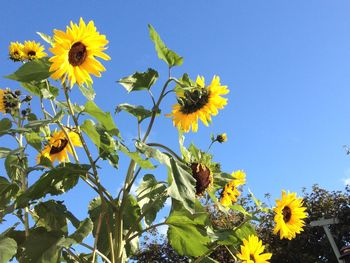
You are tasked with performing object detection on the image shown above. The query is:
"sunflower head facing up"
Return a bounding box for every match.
[236,235,272,263]
[37,130,82,164]
[167,75,229,133]
[0,88,20,114]
[23,41,47,61]
[49,18,111,88]
[220,170,246,207]
[9,42,24,62]
[273,191,307,240]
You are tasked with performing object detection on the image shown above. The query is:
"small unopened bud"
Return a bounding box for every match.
[14,90,21,96]
[21,110,27,116]
[216,133,227,143]
[25,95,32,101]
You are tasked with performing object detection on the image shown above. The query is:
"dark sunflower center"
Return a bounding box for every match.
[190,163,211,195]
[282,206,292,223]
[50,139,68,154]
[28,51,36,57]
[179,89,209,114]
[68,42,87,66]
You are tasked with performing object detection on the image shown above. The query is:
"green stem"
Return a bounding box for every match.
[147,142,183,162]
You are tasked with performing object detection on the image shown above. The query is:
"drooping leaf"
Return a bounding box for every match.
[136,174,167,226]
[33,200,68,233]
[25,132,43,152]
[24,110,64,129]
[116,103,159,123]
[5,152,26,183]
[123,195,142,232]
[5,58,51,82]
[136,142,195,213]
[148,25,183,67]
[0,118,12,131]
[0,237,17,263]
[119,143,155,170]
[166,200,210,257]
[81,120,119,168]
[84,101,119,137]
[0,148,11,159]
[16,163,90,208]
[88,197,115,258]
[78,83,95,101]
[0,177,19,208]
[21,82,59,99]
[118,68,158,92]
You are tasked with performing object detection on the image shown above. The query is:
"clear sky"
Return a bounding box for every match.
[1,0,350,231]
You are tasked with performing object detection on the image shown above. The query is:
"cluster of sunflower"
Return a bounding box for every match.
[9,41,47,62]
[167,66,307,262]
[1,18,308,263]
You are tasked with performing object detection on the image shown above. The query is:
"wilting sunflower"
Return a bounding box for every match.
[0,89,20,114]
[23,41,47,60]
[9,42,24,62]
[49,18,111,87]
[220,170,246,207]
[167,75,229,133]
[38,130,82,163]
[191,163,213,195]
[236,235,272,263]
[273,191,307,240]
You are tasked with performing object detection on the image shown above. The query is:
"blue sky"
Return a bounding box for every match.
[1,0,350,234]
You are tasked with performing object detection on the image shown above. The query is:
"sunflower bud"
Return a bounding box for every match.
[216,133,227,143]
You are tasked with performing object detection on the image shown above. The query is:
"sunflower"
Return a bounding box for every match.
[49,18,111,87]
[220,170,246,207]
[23,41,47,60]
[0,89,20,114]
[273,191,307,240]
[0,89,8,113]
[37,130,82,163]
[236,235,272,263]
[9,42,24,62]
[167,75,229,133]
[191,163,213,195]
[216,133,227,143]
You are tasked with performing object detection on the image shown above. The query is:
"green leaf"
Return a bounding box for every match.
[24,110,64,129]
[136,142,196,213]
[119,143,155,170]
[25,132,43,152]
[123,195,142,232]
[88,197,115,258]
[21,82,59,99]
[5,152,26,183]
[33,200,68,233]
[78,83,95,101]
[16,163,90,208]
[5,58,51,82]
[37,32,53,45]
[116,103,159,123]
[234,222,256,242]
[148,24,183,67]
[64,218,93,245]
[0,148,11,159]
[136,174,167,226]
[0,118,12,131]
[118,68,158,92]
[81,120,119,168]
[0,237,17,263]
[0,176,19,208]
[84,101,119,137]
[166,200,210,257]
